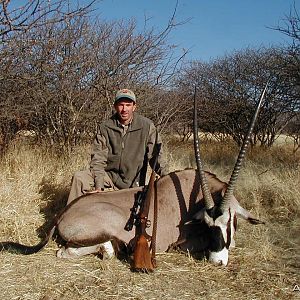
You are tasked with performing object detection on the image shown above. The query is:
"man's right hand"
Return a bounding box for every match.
[87,189,104,194]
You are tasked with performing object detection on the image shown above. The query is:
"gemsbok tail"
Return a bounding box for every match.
[0,225,56,255]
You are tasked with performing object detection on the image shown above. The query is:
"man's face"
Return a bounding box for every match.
[114,99,136,125]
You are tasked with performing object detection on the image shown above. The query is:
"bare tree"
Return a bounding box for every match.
[271,4,300,150]
[0,0,95,41]
[137,87,191,138]
[0,11,186,153]
[177,47,299,147]
[0,0,96,154]
[273,3,300,48]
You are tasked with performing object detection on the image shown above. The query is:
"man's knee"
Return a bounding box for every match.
[68,169,95,204]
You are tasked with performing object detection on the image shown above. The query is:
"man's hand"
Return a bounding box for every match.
[87,189,104,194]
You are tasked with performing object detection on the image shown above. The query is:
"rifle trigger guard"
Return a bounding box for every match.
[146,219,151,228]
[139,216,151,228]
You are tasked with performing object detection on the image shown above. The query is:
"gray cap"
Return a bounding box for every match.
[115,89,136,103]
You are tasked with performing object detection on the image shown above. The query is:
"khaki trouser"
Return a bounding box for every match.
[67,169,118,204]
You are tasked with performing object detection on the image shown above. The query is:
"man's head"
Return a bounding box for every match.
[114,89,136,125]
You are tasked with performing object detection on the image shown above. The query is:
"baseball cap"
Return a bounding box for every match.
[115,89,136,103]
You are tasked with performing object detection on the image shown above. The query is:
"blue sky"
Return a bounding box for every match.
[94,0,297,61]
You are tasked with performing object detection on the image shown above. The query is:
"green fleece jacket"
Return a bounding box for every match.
[90,113,169,190]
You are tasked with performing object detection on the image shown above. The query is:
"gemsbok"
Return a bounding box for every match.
[0,83,268,266]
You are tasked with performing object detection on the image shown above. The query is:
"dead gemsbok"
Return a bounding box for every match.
[0,83,268,267]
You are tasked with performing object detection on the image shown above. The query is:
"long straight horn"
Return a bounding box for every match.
[220,80,270,211]
[193,87,214,210]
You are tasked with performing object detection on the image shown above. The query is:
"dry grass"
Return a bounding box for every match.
[0,139,299,300]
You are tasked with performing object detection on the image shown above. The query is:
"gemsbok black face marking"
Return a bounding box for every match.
[225,208,232,249]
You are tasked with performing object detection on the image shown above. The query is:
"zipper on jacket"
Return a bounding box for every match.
[117,131,127,182]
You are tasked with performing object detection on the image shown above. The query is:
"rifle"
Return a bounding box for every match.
[130,144,161,272]
[132,168,157,272]
[124,187,148,232]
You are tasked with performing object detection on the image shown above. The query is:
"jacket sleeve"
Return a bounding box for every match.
[148,123,169,176]
[90,132,108,190]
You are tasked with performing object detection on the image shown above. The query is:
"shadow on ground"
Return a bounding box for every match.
[36,176,69,238]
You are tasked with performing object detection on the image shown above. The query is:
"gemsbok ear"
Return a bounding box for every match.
[247,217,265,225]
[184,210,205,226]
[185,209,215,227]
[236,205,265,225]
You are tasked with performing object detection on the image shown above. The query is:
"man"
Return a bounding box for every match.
[67,88,169,204]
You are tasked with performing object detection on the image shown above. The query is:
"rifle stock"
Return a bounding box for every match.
[132,154,158,272]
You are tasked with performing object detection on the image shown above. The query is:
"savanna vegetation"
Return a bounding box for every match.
[0,1,299,299]
[0,138,299,299]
